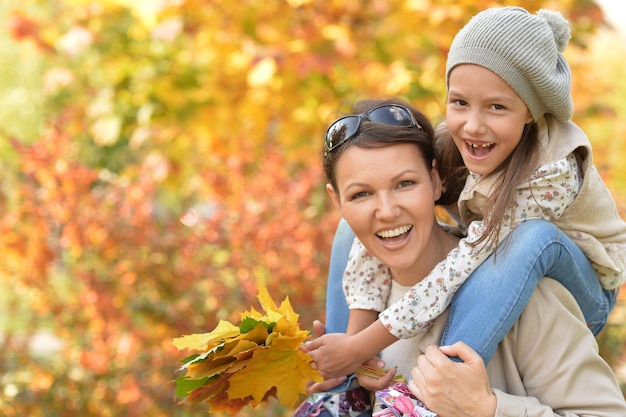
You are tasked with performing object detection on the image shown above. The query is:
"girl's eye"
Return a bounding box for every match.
[491,104,505,110]
[452,99,467,106]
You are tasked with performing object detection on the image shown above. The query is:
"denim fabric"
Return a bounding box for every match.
[325,218,354,334]
[325,218,613,366]
[442,219,612,364]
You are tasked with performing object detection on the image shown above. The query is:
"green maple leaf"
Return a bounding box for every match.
[174,375,209,398]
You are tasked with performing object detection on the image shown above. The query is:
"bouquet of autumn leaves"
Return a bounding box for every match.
[172,286,323,414]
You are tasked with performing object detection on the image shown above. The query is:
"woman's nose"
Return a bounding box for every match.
[375,195,401,220]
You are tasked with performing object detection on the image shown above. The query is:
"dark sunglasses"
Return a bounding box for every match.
[324,104,422,153]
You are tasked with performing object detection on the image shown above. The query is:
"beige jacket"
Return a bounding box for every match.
[459,115,626,289]
[381,278,626,416]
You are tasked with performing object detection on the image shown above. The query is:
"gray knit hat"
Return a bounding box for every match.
[446,7,573,122]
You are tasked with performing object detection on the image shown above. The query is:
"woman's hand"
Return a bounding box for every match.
[306,376,347,395]
[408,342,496,417]
[355,357,397,392]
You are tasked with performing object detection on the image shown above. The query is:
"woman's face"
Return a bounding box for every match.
[326,143,443,279]
[446,64,533,176]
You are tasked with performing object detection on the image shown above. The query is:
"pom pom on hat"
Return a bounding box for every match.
[446,7,573,122]
[538,9,570,52]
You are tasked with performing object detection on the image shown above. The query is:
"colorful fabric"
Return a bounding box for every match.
[292,377,371,417]
[374,383,437,417]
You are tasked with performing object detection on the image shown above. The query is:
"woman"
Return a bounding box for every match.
[309,7,625,376]
[304,97,626,416]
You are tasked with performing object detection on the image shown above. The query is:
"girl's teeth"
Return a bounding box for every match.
[468,142,493,148]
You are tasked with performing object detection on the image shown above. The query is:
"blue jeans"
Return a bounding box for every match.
[325,219,617,363]
[325,218,354,334]
[442,220,616,363]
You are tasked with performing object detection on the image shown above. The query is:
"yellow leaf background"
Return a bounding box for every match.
[1,1,625,416]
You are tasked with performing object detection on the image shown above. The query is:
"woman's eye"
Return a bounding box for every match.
[398,180,415,189]
[350,191,369,201]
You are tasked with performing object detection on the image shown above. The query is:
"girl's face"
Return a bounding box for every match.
[446,64,533,176]
[326,143,444,281]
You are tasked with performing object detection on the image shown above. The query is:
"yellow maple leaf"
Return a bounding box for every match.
[173,285,323,412]
[242,285,301,327]
[227,334,322,407]
[172,320,240,351]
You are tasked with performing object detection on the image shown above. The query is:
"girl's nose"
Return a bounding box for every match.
[463,111,486,136]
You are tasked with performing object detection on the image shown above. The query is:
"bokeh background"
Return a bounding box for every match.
[1,0,625,416]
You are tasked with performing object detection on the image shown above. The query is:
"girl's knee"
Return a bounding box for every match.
[514,219,560,240]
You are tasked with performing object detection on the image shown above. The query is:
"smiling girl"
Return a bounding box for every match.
[307,7,626,378]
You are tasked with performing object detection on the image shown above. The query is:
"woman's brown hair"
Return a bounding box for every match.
[323,98,437,200]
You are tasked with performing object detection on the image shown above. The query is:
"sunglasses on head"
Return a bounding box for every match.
[324,104,423,153]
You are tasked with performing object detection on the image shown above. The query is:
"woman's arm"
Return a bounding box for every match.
[409,343,496,417]
[410,279,626,417]
[495,278,626,417]
[324,218,354,334]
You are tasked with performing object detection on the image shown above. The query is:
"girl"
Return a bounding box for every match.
[306,6,626,377]
[300,97,626,417]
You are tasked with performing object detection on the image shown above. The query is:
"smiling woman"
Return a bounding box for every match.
[328,143,452,291]
[302,96,626,417]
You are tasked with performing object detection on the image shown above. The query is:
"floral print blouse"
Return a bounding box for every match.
[342,153,614,339]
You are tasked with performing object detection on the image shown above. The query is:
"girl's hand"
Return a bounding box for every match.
[408,342,496,417]
[305,320,396,379]
[304,332,363,378]
[355,357,397,392]
[305,320,348,394]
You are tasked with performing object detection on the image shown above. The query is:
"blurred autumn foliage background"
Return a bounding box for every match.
[0,0,625,415]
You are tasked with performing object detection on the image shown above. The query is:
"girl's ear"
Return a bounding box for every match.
[526,111,534,124]
[326,183,342,210]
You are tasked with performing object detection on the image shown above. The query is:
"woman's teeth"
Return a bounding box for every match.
[377,225,412,238]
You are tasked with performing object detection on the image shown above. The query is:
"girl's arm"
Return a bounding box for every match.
[305,319,397,378]
[346,308,378,335]
[343,238,392,312]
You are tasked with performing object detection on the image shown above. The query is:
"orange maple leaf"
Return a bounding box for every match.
[227,334,320,407]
